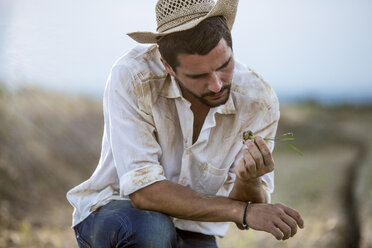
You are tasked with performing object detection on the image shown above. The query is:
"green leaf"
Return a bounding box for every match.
[264,137,296,141]
[277,138,295,141]
[287,144,303,156]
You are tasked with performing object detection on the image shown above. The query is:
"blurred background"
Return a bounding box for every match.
[0,0,371,247]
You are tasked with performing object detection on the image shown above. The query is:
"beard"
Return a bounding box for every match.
[175,78,231,108]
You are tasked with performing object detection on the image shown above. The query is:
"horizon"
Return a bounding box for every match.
[0,0,371,104]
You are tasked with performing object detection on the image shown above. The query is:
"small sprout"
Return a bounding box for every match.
[242,130,253,143]
[242,130,302,156]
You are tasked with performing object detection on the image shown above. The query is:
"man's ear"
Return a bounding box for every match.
[160,57,176,77]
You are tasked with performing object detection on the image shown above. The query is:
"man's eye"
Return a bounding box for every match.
[191,74,207,79]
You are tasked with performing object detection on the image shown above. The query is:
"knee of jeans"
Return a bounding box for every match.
[125,210,177,247]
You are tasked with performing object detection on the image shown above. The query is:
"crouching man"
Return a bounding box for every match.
[67,0,304,247]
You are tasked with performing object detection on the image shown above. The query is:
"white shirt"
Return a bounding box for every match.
[66,44,280,237]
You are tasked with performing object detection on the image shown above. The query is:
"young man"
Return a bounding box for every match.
[67,0,304,247]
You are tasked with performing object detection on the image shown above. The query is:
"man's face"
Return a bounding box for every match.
[162,38,235,108]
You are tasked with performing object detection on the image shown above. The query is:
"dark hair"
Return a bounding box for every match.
[157,16,233,71]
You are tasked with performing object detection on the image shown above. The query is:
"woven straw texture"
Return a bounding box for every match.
[156,0,215,32]
[127,0,239,43]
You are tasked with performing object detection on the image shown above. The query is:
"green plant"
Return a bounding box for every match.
[243,131,303,156]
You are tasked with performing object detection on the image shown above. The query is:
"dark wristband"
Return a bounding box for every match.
[242,201,252,230]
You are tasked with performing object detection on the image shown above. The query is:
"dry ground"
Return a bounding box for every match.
[0,87,371,247]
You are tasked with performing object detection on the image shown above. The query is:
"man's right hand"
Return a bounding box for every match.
[245,202,304,240]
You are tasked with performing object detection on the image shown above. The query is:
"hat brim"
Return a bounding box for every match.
[127,0,239,44]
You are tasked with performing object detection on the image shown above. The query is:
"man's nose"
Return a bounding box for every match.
[207,72,223,93]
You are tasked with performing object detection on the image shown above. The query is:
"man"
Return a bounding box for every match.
[67,0,304,247]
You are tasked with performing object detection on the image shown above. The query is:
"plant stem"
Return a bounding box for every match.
[244,134,303,156]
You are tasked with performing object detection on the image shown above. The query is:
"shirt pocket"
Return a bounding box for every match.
[195,162,229,195]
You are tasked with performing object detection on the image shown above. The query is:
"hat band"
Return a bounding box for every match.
[157,12,209,33]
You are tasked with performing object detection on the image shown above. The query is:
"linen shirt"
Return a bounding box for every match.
[66,44,280,237]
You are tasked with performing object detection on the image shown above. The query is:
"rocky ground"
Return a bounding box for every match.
[0,87,371,247]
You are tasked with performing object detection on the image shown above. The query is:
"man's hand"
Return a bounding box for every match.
[235,136,274,181]
[245,203,304,240]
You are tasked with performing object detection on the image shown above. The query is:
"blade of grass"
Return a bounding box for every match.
[264,137,296,141]
[287,143,303,156]
[247,136,295,142]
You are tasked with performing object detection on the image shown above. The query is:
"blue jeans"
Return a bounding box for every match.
[74,200,218,248]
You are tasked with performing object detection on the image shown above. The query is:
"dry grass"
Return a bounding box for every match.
[0,87,102,248]
[0,87,371,247]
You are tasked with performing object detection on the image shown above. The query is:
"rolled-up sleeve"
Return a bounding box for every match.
[104,64,166,197]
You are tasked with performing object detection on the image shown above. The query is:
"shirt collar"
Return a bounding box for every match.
[215,91,236,115]
[159,75,183,99]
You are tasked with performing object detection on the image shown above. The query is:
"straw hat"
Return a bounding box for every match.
[127,0,239,44]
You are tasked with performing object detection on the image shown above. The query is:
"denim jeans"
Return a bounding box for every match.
[74,200,218,248]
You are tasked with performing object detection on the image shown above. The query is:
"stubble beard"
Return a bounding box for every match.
[175,77,231,108]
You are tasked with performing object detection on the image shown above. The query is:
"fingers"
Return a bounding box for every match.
[246,203,304,241]
[268,225,285,240]
[242,147,257,177]
[245,139,264,171]
[255,136,274,169]
[238,135,275,181]
[243,136,274,178]
[273,204,304,240]
[272,215,299,240]
[282,204,305,229]
[235,159,250,180]
[274,220,292,240]
[236,147,258,180]
[280,214,298,238]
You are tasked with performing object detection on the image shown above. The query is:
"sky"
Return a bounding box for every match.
[0,0,371,103]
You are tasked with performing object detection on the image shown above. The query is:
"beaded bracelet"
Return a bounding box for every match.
[242,201,252,230]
